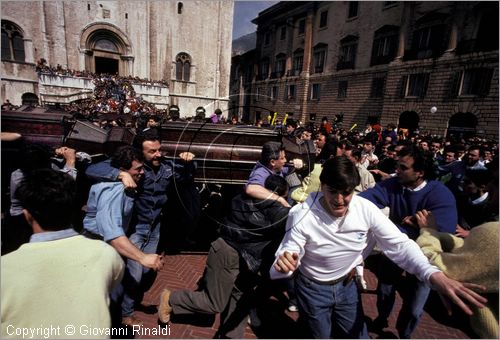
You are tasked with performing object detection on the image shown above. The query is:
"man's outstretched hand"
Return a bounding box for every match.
[429,272,487,316]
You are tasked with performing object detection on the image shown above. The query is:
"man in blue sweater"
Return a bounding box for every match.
[86,129,196,326]
[360,145,457,338]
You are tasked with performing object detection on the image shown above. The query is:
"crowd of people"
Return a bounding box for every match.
[1,107,498,339]
[36,59,169,87]
[1,64,499,340]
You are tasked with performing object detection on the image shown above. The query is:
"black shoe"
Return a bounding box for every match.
[371,317,388,331]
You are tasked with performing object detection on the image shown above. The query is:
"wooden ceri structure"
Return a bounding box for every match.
[1,109,281,184]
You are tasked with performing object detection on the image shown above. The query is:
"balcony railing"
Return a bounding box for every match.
[370,54,395,66]
[403,48,444,60]
[336,60,354,71]
[270,71,284,79]
[314,66,324,73]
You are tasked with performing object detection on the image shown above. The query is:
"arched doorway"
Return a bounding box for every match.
[21,92,38,106]
[398,111,419,135]
[447,112,477,139]
[80,23,132,76]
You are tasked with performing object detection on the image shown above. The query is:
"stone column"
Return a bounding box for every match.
[300,9,314,123]
[394,2,413,62]
[444,4,461,56]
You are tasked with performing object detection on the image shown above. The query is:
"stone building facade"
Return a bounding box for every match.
[1,0,233,117]
[230,1,498,140]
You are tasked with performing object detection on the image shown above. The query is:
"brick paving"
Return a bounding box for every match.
[130,252,474,339]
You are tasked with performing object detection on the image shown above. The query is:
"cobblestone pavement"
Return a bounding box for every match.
[129,252,474,339]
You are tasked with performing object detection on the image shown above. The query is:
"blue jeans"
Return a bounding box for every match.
[118,221,161,317]
[376,255,431,338]
[295,271,369,339]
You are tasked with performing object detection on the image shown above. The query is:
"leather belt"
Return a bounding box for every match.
[81,229,104,241]
[306,267,357,286]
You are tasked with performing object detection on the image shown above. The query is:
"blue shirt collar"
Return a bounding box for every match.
[30,228,79,243]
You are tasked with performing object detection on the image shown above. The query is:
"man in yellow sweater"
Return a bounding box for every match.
[1,169,124,339]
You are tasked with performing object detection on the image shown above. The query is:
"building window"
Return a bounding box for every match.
[272,54,286,78]
[475,3,499,52]
[258,59,269,80]
[175,52,191,81]
[291,49,303,76]
[311,83,321,100]
[280,26,286,40]
[460,68,493,97]
[411,25,446,59]
[371,26,399,65]
[402,73,430,98]
[337,35,358,70]
[285,84,296,100]
[370,77,385,98]
[338,81,348,98]
[313,44,327,73]
[298,19,306,35]
[270,86,279,101]
[347,2,358,19]
[177,2,183,14]
[405,13,448,60]
[264,31,271,45]
[319,10,328,28]
[1,21,25,62]
[245,65,253,82]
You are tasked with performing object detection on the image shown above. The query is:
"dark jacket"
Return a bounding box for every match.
[219,194,290,275]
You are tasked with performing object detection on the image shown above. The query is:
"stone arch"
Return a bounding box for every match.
[447,112,478,139]
[21,92,39,106]
[80,22,133,75]
[398,111,419,135]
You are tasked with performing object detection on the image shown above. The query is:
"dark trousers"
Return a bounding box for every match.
[169,238,249,338]
[1,214,32,255]
[376,255,431,338]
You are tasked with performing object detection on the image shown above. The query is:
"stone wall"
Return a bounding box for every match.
[1,0,233,116]
[237,1,498,140]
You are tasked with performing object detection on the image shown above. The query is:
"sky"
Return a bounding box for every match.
[232,1,279,40]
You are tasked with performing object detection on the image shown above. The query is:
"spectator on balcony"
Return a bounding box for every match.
[1,99,13,111]
[210,108,223,124]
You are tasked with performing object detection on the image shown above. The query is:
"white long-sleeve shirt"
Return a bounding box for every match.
[270,192,440,283]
